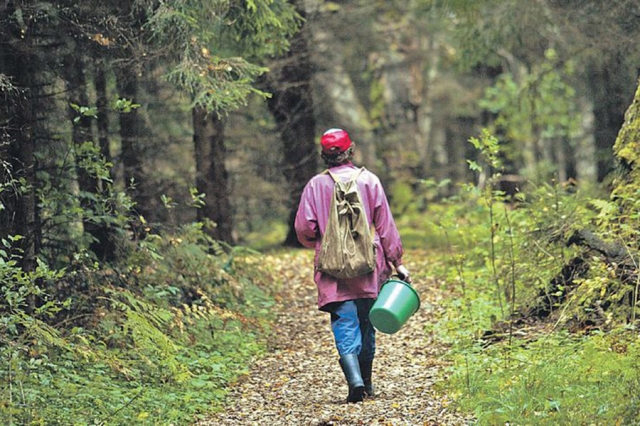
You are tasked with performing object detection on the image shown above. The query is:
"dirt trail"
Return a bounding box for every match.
[202,250,469,425]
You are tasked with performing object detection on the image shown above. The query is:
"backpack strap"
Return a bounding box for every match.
[351,167,365,182]
[325,169,338,183]
[324,167,365,183]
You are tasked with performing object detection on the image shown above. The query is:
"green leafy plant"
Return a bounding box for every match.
[0,215,277,425]
[421,129,640,424]
[478,49,581,181]
[445,331,640,424]
[70,103,98,122]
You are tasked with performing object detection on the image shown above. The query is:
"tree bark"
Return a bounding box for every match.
[611,77,640,205]
[446,116,475,184]
[574,96,597,183]
[93,59,117,261]
[63,53,95,194]
[261,5,318,247]
[305,1,377,169]
[95,60,112,175]
[0,6,39,275]
[587,57,633,182]
[193,107,234,244]
[116,71,152,221]
[63,52,116,261]
[414,35,439,178]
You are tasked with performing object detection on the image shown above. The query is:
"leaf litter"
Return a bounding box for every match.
[200,249,471,425]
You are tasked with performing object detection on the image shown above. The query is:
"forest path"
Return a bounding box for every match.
[201,249,469,425]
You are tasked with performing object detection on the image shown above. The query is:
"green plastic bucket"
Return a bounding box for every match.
[369,278,420,334]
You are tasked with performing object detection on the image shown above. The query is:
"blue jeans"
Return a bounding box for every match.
[327,299,376,362]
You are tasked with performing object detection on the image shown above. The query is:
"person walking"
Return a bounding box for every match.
[294,128,411,403]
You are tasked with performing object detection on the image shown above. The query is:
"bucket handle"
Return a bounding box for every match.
[380,274,421,312]
[389,273,412,285]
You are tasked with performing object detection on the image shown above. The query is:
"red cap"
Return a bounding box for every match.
[320,128,352,154]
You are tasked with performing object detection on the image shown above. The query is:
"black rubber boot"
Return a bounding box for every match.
[339,354,365,403]
[359,359,375,397]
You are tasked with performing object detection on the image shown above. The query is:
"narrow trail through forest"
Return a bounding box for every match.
[202,249,469,425]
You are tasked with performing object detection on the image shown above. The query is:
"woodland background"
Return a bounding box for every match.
[2,0,640,424]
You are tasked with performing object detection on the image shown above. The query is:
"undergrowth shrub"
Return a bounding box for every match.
[445,330,640,424]
[419,129,640,423]
[0,224,276,425]
[404,179,597,335]
[425,179,640,422]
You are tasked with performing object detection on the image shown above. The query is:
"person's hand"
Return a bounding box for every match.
[395,264,412,283]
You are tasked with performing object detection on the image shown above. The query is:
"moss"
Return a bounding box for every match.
[613,78,640,166]
[369,77,386,126]
[611,78,640,204]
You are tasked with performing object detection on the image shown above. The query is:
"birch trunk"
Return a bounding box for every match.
[574,97,597,183]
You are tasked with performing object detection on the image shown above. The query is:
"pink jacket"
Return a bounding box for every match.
[294,163,404,310]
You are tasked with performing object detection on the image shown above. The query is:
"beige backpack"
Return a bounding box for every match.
[317,168,376,279]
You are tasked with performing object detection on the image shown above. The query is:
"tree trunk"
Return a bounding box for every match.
[63,53,95,194]
[554,137,568,183]
[414,35,439,178]
[116,71,152,220]
[95,60,112,175]
[261,5,318,247]
[574,96,597,183]
[0,7,39,276]
[446,116,476,184]
[193,107,234,244]
[305,1,377,169]
[588,57,633,182]
[611,77,640,204]
[93,59,117,261]
[64,53,116,261]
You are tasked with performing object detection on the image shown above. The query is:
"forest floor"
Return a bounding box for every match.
[201,249,471,425]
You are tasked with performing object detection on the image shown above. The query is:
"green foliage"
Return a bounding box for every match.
[70,103,98,122]
[223,0,302,57]
[411,129,640,424]
[444,331,640,424]
[0,237,67,322]
[144,0,301,113]
[35,104,135,266]
[389,181,416,216]
[0,223,277,425]
[414,181,594,339]
[242,220,288,251]
[422,182,640,422]
[468,128,502,171]
[611,81,640,230]
[167,57,270,112]
[1,94,280,424]
[478,49,581,179]
[112,98,141,113]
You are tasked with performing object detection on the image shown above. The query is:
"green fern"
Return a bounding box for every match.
[589,198,619,222]
[104,288,190,382]
[18,313,67,349]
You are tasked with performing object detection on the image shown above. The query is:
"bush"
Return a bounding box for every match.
[415,128,640,423]
[0,225,276,425]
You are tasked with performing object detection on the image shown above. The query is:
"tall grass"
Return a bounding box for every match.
[445,330,640,424]
[395,130,640,423]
